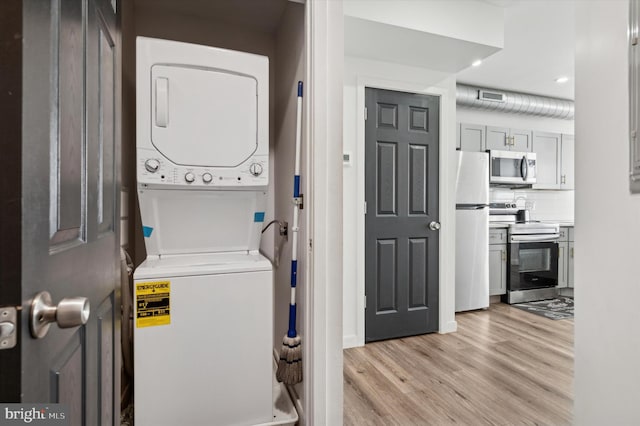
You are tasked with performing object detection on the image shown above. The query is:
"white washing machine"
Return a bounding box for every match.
[134,37,281,426]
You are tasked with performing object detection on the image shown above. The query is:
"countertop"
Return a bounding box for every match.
[489,221,574,229]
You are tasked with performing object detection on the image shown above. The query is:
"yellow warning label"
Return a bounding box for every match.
[136,281,170,328]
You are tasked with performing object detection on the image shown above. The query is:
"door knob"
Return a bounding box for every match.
[30,291,90,339]
[429,221,441,231]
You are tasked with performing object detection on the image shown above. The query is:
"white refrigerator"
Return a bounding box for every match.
[455,151,490,312]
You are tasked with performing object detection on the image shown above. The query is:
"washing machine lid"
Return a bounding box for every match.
[134,252,272,280]
[151,64,258,168]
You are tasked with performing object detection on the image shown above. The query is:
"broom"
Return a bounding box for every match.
[276,81,304,385]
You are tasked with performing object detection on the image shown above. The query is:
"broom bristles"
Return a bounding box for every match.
[276,334,302,385]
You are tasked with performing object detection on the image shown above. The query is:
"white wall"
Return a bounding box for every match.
[456,106,574,134]
[273,2,307,418]
[574,1,640,424]
[343,56,458,348]
[343,0,504,48]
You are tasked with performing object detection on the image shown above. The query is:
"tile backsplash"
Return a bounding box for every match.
[490,188,575,222]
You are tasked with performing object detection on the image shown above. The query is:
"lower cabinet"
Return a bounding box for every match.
[558,226,575,290]
[568,242,575,288]
[489,243,507,296]
[557,241,569,288]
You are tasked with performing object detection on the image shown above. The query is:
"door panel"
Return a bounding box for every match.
[532,131,561,188]
[19,0,120,425]
[511,128,532,152]
[486,126,509,150]
[459,123,485,152]
[365,88,439,342]
[51,0,85,248]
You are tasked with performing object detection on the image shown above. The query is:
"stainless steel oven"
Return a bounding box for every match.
[504,223,560,304]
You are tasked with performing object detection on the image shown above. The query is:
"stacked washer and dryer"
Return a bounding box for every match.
[133,37,296,426]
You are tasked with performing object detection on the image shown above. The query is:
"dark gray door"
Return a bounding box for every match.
[365,88,439,342]
[0,0,121,424]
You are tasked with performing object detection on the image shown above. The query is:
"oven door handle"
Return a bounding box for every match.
[510,233,560,242]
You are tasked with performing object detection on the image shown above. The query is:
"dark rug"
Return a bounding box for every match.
[512,297,574,320]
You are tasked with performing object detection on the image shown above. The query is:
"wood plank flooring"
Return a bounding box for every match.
[344,303,574,425]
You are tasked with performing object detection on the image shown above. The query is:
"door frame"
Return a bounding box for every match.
[0,0,22,403]
[350,76,458,348]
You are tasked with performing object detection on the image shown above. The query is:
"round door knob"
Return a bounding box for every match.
[249,163,263,176]
[429,221,441,231]
[145,159,160,173]
[30,291,91,339]
[202,173,213,183]
[185,172,195,183]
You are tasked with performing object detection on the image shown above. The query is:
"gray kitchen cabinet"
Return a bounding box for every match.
[489,244,507,296]
[568,242,575,288]
[489,228,507,296]
[458,123,486,152]
[510,128,533,152]
[532,131,562,188]
[557,241,569,288]
[486,126,532,152]
[486,126,510,151]
[560,134,575,190]
[532,131,574,190]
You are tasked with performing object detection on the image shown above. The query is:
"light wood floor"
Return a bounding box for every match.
[344,303,573,425]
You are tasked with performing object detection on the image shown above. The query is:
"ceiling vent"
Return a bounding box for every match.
[457,84,574,120]
[478,90,506,103]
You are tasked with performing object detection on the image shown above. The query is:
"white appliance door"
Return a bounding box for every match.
[151,64,258,168]
[455,207,489,312]
[456,151,489,205]
[134,269,273,426]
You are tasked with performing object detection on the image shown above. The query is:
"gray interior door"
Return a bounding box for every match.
[1,0,121,424]
[365,88,439,342]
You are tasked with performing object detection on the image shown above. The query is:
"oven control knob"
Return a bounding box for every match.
[145,159,160,173]
[184,172,195,183]
[429,221,441,231]
[249,163,263,176]
[202,173,213,183]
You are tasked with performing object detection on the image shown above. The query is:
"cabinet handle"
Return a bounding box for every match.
[561,175,566,184]
[502,250,506,261]
[570,247,574,258]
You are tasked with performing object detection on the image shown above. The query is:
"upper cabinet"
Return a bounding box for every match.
[458,123,532,153]
[458,123,486,151]
[532,131,574,190]
[486,126,532,152]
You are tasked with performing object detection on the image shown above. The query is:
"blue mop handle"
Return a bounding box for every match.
[288,81,303,339]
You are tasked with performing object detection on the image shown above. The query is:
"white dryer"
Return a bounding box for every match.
[133,37,276,426]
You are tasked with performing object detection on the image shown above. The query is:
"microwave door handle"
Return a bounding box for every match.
[520,156,529,181]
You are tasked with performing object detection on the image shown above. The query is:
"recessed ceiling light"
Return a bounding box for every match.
[472,60,482,67]
[555,76,569,84]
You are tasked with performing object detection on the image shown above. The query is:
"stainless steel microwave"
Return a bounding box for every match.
[488,150,537,186]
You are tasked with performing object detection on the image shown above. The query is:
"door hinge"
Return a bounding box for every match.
[364,107,368,121]
[364,201,367,215]
[309,238,313,251]
[0,307,18,350]
[364,295,367,309]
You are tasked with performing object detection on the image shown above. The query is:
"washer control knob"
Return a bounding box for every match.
[249,163,263,176]
[145,159,160,173]
[185,172,195,183]
[202,173,213,183]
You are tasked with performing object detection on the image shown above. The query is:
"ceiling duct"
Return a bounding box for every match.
[456,84,574,120]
